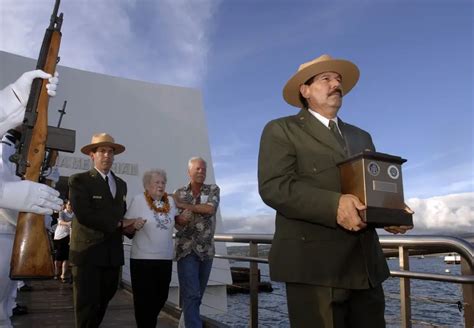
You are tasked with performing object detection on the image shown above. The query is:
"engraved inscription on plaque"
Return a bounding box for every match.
[373,180,397,193]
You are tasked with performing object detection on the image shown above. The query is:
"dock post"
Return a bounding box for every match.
[399,246,412,328]
[249,242,259,328]
[461,258,473,328]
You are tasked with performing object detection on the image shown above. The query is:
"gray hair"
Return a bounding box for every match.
[142,169,167,188]
[188,156,207,169]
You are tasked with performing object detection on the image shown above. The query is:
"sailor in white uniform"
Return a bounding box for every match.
[0,70,62,328]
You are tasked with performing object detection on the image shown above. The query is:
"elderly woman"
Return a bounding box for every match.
[125,169,188,328]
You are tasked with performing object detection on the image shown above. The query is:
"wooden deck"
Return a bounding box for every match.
[11,279,178,327]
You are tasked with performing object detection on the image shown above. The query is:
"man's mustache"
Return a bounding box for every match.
[329,89,342,97]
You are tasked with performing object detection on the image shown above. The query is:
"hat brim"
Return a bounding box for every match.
[80,142,126,155]
[283,59,360,108]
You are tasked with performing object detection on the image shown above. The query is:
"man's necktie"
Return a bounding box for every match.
[105,175,116,197]
[329,120,346,150]
[105,175,110,193]
[105,175,117,198]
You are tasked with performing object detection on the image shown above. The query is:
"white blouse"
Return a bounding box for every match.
[54,210,73,240]
[125,193,177,260]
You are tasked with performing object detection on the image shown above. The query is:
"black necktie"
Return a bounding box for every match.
[329,120,346,150]
[105,175,110,193]
[105,175,117,197]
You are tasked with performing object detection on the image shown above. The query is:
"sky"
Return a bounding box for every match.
[1,0,472,235]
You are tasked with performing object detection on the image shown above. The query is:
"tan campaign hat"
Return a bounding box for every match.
[282,54,360,108]
[80,133,125,155]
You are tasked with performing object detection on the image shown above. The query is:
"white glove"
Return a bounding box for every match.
[43,166,60,184]
[0,70,59,136]
[11,69,59,106]
[46,71,59,97]
[0,180,62,215]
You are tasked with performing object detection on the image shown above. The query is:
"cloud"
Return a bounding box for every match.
[206,1,369,76]
[215,169,273,217]
[222,214,275,234]
[216,171,256,197]
[403,148,463,172]
[1,0,134,73]
[405,161,473,198]
[144,0,220,86]
[212,136,251,164]
[0,1,50,56]
[0,0,220,87]
[220,192,473,235]
[407,192,474,233]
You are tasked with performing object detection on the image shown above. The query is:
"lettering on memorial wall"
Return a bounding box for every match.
[56,155,139,176]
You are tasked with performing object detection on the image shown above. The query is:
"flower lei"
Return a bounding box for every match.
[144,191,170,214]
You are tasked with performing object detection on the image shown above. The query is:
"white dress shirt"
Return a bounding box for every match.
[94,168,117,198]
[308,108,343,135]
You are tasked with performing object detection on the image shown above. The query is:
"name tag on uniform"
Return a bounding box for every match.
[92,195,102,199]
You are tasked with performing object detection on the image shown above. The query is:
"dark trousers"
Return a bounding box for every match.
[286,283,386,328]
[72,265,120,328]
[130,258,172,328]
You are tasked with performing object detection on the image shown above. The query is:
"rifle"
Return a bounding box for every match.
[10,0,64,280]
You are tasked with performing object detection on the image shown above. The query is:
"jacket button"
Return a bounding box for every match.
[301,236,305,241]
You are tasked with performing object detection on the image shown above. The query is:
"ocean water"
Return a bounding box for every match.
[209,255,465,327]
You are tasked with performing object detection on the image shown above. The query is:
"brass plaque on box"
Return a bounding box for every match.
[337,150,413,227]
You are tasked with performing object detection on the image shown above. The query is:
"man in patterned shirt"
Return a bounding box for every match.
[173,156,220,328]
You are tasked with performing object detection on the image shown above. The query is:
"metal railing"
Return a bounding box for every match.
[213,233,474,328]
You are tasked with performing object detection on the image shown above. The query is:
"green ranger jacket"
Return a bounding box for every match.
[68,168,127,267]
[258,109,389,289]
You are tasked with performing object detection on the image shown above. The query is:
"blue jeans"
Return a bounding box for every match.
[177,252,213,328]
